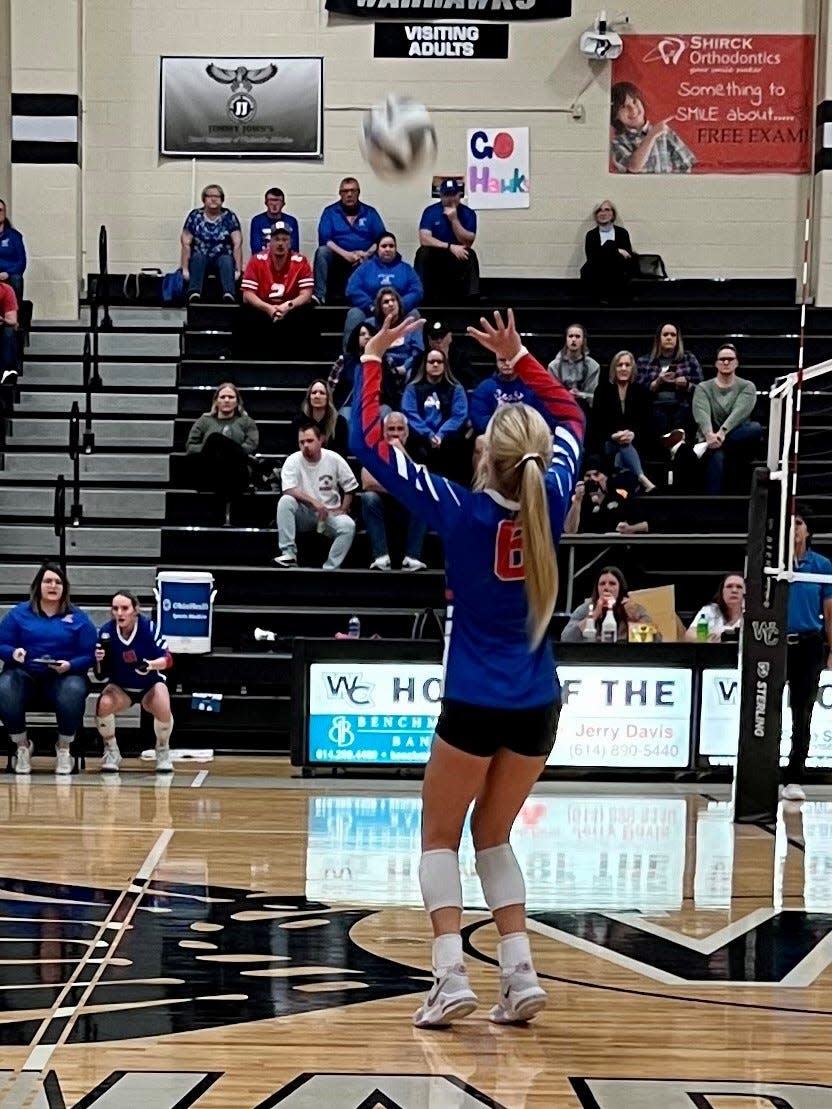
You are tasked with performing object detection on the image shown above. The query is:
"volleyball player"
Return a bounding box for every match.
[350,310,584,1028]
[94,592,174,773]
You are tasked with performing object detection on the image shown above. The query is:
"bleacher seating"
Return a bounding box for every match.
[1,275,831,755]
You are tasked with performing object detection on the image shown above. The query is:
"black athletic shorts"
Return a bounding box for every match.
[106,682,161,707]
[435,698,561,759]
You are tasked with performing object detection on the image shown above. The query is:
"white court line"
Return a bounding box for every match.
[191,770,209,788]
[20,828,174,1074]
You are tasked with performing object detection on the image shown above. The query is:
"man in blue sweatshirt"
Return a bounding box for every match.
[469,355,537,434]
[342,231,423,344]
[249,187,300,256]
[313,178,385,304]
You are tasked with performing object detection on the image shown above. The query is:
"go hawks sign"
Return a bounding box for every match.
[326,0,570,21]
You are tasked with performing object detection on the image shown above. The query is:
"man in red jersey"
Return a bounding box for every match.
[0,279,19,386]
[239,221,317,359]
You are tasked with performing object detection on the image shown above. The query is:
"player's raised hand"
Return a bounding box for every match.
[364,313,424,360]
[467,309,523,361]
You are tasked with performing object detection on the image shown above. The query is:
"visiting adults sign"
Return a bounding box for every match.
[609,34,814,174]
[466,126,529,209]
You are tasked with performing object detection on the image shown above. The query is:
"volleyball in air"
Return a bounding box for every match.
[359,95,437,179]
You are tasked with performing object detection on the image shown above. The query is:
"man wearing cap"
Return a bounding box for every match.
[426,319,476,391]
[249,188,300,256]
[313,178,385,304]
[240,221,317,359]
[415,179,479,305]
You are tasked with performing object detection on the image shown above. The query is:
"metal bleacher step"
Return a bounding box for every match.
[21,362,178,388]
[16,392,178,416]
[1,453,170,483]
[0,524,161,559]
[0,563,156,598]
[0,487,166,521]
[8,418,174,448]
[27,330,180,358]
[75,306,184,328]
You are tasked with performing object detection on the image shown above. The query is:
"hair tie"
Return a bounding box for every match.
[514,452,544,471]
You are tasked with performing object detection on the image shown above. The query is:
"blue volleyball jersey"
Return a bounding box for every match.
[350,347,584,709]
[98,615,169,690]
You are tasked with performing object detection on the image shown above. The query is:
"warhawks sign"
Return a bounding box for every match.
[326,0,570,21]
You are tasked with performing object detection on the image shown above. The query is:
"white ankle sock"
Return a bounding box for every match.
[432,933,464,974]
[57,736,73,750]
[498,931,532,973]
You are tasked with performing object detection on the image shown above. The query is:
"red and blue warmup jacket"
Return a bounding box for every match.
[350,347,584,709]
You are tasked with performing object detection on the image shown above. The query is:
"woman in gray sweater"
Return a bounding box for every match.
[185,382,259,525]
[547,324,600,414]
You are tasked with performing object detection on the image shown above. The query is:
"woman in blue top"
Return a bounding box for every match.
[180,184,243,304]
[342,231,423,344]
[351,310,584,1029]
[402,347,470,483]
[0,199,26,303]
[0,563,96,775]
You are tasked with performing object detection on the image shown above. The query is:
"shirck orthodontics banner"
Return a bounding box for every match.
[609,34,815,175]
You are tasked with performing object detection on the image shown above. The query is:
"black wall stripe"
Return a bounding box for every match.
[815,147,832,173]
[816,100,832,126]
[11,140,79,165]
[11,93,80,117]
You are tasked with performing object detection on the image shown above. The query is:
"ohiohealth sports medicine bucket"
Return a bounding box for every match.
[155,571,216,653]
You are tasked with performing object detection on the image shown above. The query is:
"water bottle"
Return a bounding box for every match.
[696,612,711,642]
[582,621,597,642]
[96,632,110,679]
[348,615,361,639]
[601,600,617,644]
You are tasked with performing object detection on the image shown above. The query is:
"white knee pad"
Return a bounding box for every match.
[95,714,116,741]
[418,849,463,913]
[475,843,526,911]
[154,716,173,746]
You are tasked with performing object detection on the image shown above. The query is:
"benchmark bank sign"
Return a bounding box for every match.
[327,0,570,20]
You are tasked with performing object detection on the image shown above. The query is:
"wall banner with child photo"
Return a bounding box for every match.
[608,34,814,175]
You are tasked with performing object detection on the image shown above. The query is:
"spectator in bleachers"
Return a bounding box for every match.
[292,379,348,456]
[636,322,703,438]
[181,185,242,304]
[0,199,26,303]
[343,231,423,344]
[580,200,635,302]
[667,344,762,494]
[610,82,696,175]
[361,412,427,571]
[331,321,407,420]
[563,455,647,536]
[561,565,660,642]
[313,177,385,304]
[590,351,656,492]
[185,383,259,526]
[426,319,477,390]
[240,221,316,359]
[402,348,470,481]
[0,563,96,775]
[274,424,358,569]
[415,178,479,305]
[547,324,600,413]
[249,187,300,256]
[0,278,19,387]
[684,573,745,642]
[470,353,537,435]
[366,288,424,385]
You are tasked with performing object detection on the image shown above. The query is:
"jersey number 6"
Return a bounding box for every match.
[494,520,525,581]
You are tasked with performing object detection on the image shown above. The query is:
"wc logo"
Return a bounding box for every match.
[571,1077,832,1107]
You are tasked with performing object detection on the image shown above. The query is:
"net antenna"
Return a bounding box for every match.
[766,196,830,587]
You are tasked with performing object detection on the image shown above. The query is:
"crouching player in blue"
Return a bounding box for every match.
[94,591,174,773]
[351,310,584,1028]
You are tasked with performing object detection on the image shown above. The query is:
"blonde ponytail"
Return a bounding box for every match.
[518,459,558,648]
[481,403,560,649]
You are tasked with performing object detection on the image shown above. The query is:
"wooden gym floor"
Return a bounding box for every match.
[0,759,830,1108]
